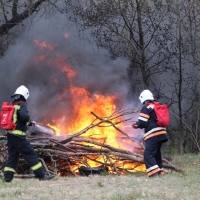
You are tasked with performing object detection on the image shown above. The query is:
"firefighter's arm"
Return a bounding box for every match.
[133,106,150,129]
[18,104,37,126]
[18,104,31,122]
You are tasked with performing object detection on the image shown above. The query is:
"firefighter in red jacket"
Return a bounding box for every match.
[132,89,168,177]
[3,85,55,182]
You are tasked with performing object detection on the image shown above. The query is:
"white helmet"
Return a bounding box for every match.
[12,85,29,100]
[139,89,154,103]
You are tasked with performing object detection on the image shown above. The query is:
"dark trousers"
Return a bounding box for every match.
[144,137,166,170]
[4,134,44,180]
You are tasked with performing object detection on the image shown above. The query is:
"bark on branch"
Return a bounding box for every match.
[0,0,46,35]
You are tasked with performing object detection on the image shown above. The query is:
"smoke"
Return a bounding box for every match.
[0,14,135,125]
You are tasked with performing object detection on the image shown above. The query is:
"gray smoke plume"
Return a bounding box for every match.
[0,14,133,127]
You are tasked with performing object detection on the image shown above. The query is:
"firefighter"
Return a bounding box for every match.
[3,85,55,182]
[132,89,168,177]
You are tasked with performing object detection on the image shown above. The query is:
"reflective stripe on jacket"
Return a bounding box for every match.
[144,127,167,140]
[12,100,31,133]
[8,130,26,136]
[136,101,167,140]
[7,104,27,136]
[13,105,20,124]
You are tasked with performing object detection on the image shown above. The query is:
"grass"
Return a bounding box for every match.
[0,154,200,200]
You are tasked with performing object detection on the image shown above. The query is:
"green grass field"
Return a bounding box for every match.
[0,154,200,200]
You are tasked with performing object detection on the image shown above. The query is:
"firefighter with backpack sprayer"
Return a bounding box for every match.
[132,89,169,178]
[3,85,55,182]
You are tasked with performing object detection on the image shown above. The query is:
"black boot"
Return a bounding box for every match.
[39,174,55,181]
[3,171,14,182]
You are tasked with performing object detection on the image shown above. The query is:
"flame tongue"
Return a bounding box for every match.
[33,39,145,175]
[67,86,119,145]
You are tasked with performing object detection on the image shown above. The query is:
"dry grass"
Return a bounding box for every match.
[0,154,200,200]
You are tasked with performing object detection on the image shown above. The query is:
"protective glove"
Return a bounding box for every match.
[132,122,138,129]
[31,121,38,126]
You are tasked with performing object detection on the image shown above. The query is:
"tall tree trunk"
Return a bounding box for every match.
[136,0,148,88]
[178,15,183,154]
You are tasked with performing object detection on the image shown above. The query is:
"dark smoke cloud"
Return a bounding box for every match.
[0,14,133,126]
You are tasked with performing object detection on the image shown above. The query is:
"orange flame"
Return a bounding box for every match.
[32,39,145,173]
[33,39,57,50]
[68,86,119,145]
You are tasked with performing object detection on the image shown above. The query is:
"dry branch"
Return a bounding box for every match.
[0,109,182,177]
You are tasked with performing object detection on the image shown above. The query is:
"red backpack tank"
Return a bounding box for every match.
[150,102,170,127]
[0,102,16,130]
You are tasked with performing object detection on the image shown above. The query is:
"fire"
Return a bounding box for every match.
[54,55,77,79]
[67,86,119,144]
[33,39,57,50]
[64,33,69,38]
[33,39,146,175]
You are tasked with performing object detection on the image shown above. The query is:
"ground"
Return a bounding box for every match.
[0,154,200,200]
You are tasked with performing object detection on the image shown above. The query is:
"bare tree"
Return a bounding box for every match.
[180,0,200,153]
[1,0,200,154]
[166,0,200,153]
[64,0,200,154]
[0,0,64,57]
[65,0,174,94]
[0,0,51,35]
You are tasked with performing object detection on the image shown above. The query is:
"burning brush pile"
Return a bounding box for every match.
[0,39,181,178]
[0,108,181,178]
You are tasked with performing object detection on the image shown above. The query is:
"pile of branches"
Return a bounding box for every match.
[0,109,182,178]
